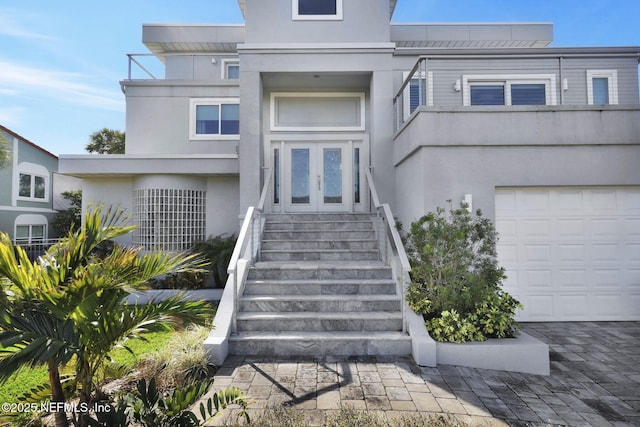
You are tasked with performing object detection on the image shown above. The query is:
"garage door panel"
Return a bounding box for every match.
[553,190,585,213]
[627,244,640,262]
[521,219,551,238]
[558,295,588,319]
[625,219,640,237]
[524,244,552,262]
[593,269,621,287]
[591,294,624,319]
[591,244,620,263]
[623,190,640,211]
[519,269,552,289]
[526,295,555,319]
[591,219,618,238]
[496,187,640,321]
[558,244,586,262]
[556,219,585,237]
[591,189,619,213]
[523,191,552,215]
[557,270,587,288]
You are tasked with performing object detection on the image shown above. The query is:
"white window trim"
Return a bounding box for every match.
[15,162,50,203]
[189,98,240,141]
[14,214,48,243]
[221,58,239,80]
[586,70,618,105]
[463,74,557,106]
[402,71,434,121]
[292,0,343,20]
[270,92,365,132]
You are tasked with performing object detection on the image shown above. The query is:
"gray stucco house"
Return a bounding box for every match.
[60,0,640,355]
[0,125,59,244]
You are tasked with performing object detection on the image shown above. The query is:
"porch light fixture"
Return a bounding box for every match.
[454,79,461,92]
[563,78,569,91]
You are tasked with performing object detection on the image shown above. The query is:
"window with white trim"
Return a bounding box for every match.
[222,59,239,80]
[293,0,343,20]
[402,71,433,120]
[15,224,46,243]
[463,74,557,106]
[190,99,240,140]
[18,173,47,200]
[587,70,618,105]
[132,188,206,251]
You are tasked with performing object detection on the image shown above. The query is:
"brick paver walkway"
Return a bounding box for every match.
[204,322,640,426]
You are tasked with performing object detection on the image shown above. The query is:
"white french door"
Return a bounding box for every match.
[284,142,348,212]
[270,140,367,213]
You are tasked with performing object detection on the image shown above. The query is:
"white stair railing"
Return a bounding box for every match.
[365,168,411,333]
[227,168,272,334]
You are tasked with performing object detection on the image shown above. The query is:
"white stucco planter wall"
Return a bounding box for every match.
[436,332,550,375]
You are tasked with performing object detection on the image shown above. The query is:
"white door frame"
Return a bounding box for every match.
[264,134,370,213]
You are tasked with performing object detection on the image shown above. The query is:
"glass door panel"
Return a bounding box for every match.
[291,148,310,204]
[323,148,343,204]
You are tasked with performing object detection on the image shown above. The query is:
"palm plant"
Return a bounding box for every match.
[0,206,214,427]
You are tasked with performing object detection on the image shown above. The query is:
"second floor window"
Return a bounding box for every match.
[463,74,557,106]
[19,173,46,200]
[587,70,618,105]
[293,0,343,20]
[190,99,240,140]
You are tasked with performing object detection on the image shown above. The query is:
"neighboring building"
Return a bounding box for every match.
[59,0,640,322]
[0,125,59,244]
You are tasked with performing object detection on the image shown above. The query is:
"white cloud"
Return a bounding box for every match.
[0,106,27,127]
[0,9,57,42]
[0,60,125,113]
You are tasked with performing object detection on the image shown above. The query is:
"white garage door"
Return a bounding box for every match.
[495,187,640,321]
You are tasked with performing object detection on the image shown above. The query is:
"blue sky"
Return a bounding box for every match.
[1,0,638,155]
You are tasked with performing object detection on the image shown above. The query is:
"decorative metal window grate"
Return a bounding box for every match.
[133,188,206,251]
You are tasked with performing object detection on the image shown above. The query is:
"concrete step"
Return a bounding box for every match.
[236,311,403,332]
[243,279,397,296]
[261,239,379,251]
[247,261,392,281]
[228,331,411,357]
[238,294,401,312]
[263,230,376,241]
[266,213,375,222]
[264,220,375,231]
[260,249,379,262]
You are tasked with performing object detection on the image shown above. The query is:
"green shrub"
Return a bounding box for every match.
[425,310,485,343]
[136,325,216,390]
[405,201,521,342]
[192,234,237,287]
[475,290,521,339]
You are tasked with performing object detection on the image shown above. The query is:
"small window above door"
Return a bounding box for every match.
[293,0,343,20]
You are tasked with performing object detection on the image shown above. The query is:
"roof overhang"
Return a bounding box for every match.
[59,154,239,178]
[142,24,245,55]
[391,23,553,49]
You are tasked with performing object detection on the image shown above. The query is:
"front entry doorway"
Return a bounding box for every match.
[270,138,368,213]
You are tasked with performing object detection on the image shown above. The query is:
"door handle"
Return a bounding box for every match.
[317,175,321,191]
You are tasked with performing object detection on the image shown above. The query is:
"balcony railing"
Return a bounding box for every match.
[393,57,428,133]
[12,238,59,261]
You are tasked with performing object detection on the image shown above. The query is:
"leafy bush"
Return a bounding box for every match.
[191,234,237,287]
[405,201,521,342]
[85,378,249,427]
[136,325,216,390]
[425,310,484,343]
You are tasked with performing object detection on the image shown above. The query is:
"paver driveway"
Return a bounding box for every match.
[207,322,640,426]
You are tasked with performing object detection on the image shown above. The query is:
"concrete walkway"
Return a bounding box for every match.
[206,322,640,426]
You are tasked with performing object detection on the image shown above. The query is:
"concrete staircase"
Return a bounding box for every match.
[228,213,411,357]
